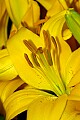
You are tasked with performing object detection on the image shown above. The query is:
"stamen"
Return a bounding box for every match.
[23,40,37,53]
[55,37,61,55]
[51,36,57,51]
[43,49,53,66]
[43,30,51,51]
[34,17,48,26]
[31,53,40,67]
[51,37,61,74]
[37,47,43,54]
[35,26,41,35]
[24,53,34,68]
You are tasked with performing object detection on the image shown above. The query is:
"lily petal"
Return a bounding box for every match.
[5,0,30,27]
[7,27,52,90]
[0,77,24,116]
[0,1,9,49]
[69,83,80,97]
[22,1,40,27]
[4,88,49,120]
[68,70,80,87]
[27,94,67,120]
[64,48,80,85]
[0,49,18,80]
[36,0,54,10]
[59,40,72,81]
[68,83,80,101]
[1,77,24,102]
[61,100,80,120]
[46,0,63,17]
[0,81,9,97]
[40,10,66,38]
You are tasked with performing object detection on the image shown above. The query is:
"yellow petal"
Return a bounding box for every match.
[68,70,80,87]
[0,81,9,97]
[5,0,30,27]
[59,40,72,82]
[0,81,10,115]
[27,94,67,120]
[0,0,6,20]
[0,49,18,80]
[61,100,80,120]
[36,0,54,10]
[64,48,80,85]
[7,27,52,90]
[0,77,24,115]
[22,1,40,27]
[0,1,9,49]
[1,77,24,102]
[46,0,63,17]
[68,83,80,101]
[70,83,80,97]
[63,29,72,40]
[58,0,68,9]
[40,10,66,38]
[4,88,47,120]
[75,115,80,120]
[0,49,8,58]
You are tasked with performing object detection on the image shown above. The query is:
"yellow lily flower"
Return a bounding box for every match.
[4,27,80,120]
[0,0,9,49]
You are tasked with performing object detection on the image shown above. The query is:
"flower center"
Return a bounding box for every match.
[23,30,68,96]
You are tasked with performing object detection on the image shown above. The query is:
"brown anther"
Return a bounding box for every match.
[24,53,34,68]
[31,53,40,67]
[35,26,41,35]
[43,30,51,51]
[23,40,37,53]
[51,36,57,50]
[44,49,53,66]
[55,37,61,56]
[51,37,61,72]
[37,47,43,54]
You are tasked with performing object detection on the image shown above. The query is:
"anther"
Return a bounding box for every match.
[51,36,57,51]
[31,53,40,67]
[44,49,53,66]
[23,40,37,53]
[43,30,51,51]
[24,53,34,68]
[37,47,43,54]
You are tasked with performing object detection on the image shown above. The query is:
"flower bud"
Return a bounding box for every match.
[65,9,80,44]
